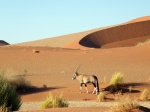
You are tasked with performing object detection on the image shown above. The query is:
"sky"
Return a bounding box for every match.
[0,0,150,44]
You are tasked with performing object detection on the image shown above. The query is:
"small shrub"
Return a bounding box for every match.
[114,91,123,100]
[110,96,139,112]
[107,72,124,92]
[23,69,28,75]
[0,73,21,111]
[140,89,149,101]
[110,72,123,85]
[128,86,132,93]
[40,93,68,109]
[97,92,106,101]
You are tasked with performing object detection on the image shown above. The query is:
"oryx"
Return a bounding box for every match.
[72,65,100,95]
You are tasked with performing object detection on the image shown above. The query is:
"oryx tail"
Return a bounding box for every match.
[93,75,100,92]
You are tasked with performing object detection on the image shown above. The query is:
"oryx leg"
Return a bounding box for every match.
[92,83,97,94]
[85,84,88,93]
[79,83,83,93]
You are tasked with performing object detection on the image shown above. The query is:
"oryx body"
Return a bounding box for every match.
[72,65,100,94]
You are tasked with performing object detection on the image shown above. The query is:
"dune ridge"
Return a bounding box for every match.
[12,26,110,48]
[128,16,150,23]
[79,20,150,48]
[12,16,150,49]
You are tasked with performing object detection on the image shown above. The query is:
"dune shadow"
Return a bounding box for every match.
[103,82,145,94]
[20,86,64,95]
[119,88,140,94]
[122,82,150,87]
[79,20,150,49]
[79,36,100,48]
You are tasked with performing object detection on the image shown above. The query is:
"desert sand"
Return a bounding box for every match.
[0,16,150,112]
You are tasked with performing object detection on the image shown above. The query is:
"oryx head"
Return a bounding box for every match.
[72,64,82,80]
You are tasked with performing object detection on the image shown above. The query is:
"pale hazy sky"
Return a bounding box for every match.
[0,0,150,44]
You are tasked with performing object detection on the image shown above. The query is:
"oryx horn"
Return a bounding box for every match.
[75,64,82,73]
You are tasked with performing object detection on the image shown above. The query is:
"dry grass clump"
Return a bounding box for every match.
[128,86,132,93]
[40,93,68,109]
[140,89,149,101]
[136,39,150,46]
[106,72,124,92]
[110,72,123,85]
[97,92,106,101]
[110,96,139,112]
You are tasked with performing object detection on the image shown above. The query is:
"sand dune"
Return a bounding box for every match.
[0,40,9,46]
[13,16,150,50]
[128,16,150,23]
[79,20,150,48]
[13,27,109,48]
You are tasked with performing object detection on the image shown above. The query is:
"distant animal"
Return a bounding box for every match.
[72,65,100,95]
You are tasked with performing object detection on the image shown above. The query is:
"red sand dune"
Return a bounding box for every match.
[78,20,150,48]
[0,40,9,46]
[13,27,109,48]
[128,16,150,23]
[13,16,150,50]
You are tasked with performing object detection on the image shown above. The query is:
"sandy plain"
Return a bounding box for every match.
[0,16,150,112]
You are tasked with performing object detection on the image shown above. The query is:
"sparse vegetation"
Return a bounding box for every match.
[97,92,106,101]
[110,96,139,112]
[128,86,132,93]
[23,69,28,75]
[136,39,150,46]
[40,93,68,109]
[110,72,124,85]
[0,72,21,111]
[140,89,149,101]
[106,72,124,92]
[114,91,123,100]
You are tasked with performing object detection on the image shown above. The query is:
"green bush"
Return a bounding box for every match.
[40,93,68,109]
[0,73,21,111]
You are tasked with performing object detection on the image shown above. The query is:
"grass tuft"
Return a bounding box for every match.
[97,92,106,102]
[140,89,149,101]
[40,93,68,109]
[106,72,124,92]
[110,96,139,112]
[110,72,123,85]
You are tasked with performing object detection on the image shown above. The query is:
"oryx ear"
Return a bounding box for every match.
[75,72,77,76]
